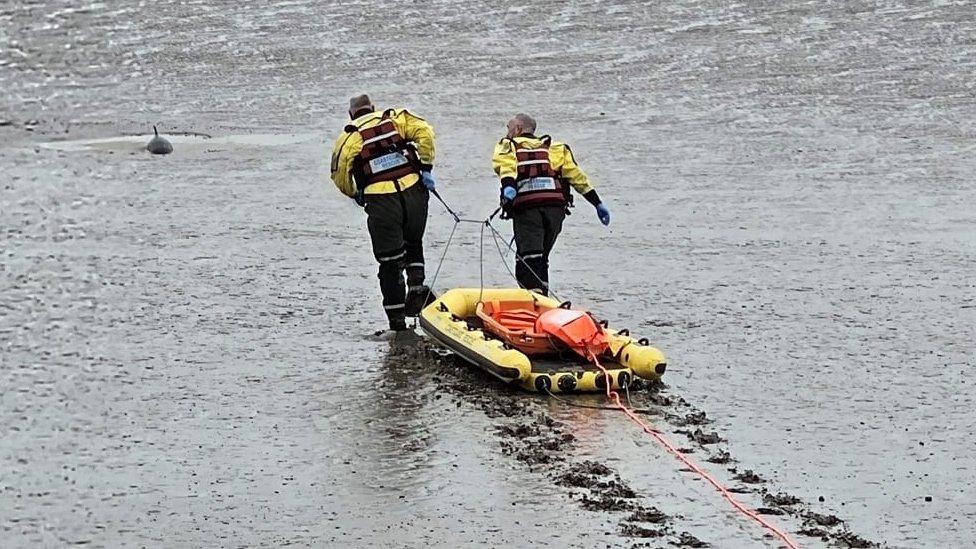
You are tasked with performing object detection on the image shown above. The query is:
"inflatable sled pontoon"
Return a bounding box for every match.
[419,288,666,393]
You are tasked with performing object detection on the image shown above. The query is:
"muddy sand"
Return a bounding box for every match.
[2,1,974,547]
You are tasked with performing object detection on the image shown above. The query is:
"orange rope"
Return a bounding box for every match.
[587,350,801,549]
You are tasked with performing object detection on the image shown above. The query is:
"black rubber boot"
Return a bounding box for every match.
[404,285,432,316]
[388,315,408,331]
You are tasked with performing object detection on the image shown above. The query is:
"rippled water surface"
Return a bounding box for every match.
[2,1,974,547]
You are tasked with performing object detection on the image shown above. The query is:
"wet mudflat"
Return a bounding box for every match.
[2,1,974,547]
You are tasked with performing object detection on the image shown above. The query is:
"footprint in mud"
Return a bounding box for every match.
[618,522,665,539]
[763,491,802,507]
[705,450,731,464]
[729,468,766,484]
[555,464,637,499]
[675,428,724,445]
[803,511,842,527]
[675,532,710,547]
[564,471,641,512]
[618,508,674,544]
[627,508,669,524]
[666,410,709,427]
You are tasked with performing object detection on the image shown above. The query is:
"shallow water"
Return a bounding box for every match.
[2,1,974,547]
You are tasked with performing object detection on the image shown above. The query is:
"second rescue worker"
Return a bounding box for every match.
[492,113,611,295]
[330,94,436,331]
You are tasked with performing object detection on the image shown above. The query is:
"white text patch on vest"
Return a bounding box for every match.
[369,151,410,173]
[519,177,558,192]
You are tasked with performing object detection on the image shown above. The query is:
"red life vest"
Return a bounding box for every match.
[350,111,421,190]
[511,137,570,211]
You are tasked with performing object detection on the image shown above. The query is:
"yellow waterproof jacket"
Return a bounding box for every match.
[330,108,436,196]
[491,134,594,196]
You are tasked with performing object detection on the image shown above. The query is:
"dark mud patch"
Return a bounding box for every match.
[666,410,709,427]
[619,522,666,538]
[796,511,876,546]
[763,491,802,507]
[797,526,831,540]
[803,511,842,527]
[579,460,614,476]
[705,450,731,464]
[833,530,876,548]
[578,493,635,512]
[627,508,669,524]
[674,531,709,547]
[729,468,766,484]
[554,471,593,489]
[675,428,724,445]
[555,468,636,498]
[599,479,638,499]
[797,523,875,548]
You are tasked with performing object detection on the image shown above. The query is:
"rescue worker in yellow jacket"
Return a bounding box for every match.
[330,94,436,331]
[492,113,610,296]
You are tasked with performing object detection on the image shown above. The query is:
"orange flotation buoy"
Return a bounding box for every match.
[534,308,609,358]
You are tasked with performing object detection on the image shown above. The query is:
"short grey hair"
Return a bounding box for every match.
[349,94,373,113]
[513,113,536,133]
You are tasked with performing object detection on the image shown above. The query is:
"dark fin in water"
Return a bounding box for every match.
[147,125,173,155]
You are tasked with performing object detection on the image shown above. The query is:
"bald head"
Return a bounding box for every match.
[348,94,375,118]
[506,113,537,138]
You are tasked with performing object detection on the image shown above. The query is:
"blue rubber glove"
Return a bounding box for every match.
[501,186,517,204]
[595,203,610,226]
[420,170,436,191]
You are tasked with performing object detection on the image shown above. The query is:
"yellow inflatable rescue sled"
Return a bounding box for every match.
[419,288,666,393]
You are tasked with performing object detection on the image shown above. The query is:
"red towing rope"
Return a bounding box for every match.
[588,351,801,549]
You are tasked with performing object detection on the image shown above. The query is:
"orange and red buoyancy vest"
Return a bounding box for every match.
[351,111,421,190]
[511,137,570,210]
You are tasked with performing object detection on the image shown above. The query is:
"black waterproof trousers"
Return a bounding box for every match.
[365,183,429,324]
[511,205,566,296]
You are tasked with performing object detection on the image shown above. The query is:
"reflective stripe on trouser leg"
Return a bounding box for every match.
[515,251,548,296]
[404,241,425,287]
[377,249,406,320]
[376,250,406,263]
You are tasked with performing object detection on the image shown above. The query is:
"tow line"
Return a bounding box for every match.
[587,352,801,549]
[427,190,801,547]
